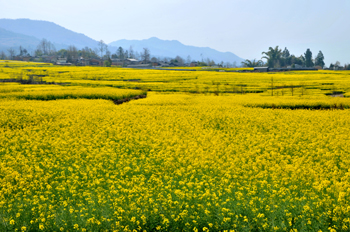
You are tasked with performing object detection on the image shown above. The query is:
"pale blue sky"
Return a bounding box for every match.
[1,0,350,65]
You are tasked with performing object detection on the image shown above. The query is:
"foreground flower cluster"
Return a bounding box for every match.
[1,92,350,231]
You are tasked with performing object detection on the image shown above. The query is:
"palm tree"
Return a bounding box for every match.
[262,46,282,68]
[241,59,264,67]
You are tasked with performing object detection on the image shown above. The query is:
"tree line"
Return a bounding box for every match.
[0,39,241,67]
[241,46,350,70]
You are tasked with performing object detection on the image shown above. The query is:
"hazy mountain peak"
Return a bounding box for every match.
[0,18,244,63]
[109,38,244,63]
[0,18,98,49]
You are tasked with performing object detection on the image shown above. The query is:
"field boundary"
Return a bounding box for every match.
[112,94,147,105]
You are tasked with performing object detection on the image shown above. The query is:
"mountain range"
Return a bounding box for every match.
[0,18,244,63]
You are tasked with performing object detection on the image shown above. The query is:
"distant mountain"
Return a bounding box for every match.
[0,19,98,50]
[0,27,40,51]
[109,37,244,64]
[0,19,244,63]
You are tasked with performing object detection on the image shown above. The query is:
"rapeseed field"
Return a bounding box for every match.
[1,61,350,231]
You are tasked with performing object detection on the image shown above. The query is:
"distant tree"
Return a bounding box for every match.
[141,48,150,63]
[334,61,341,69]
[36,39,56,55]
[124,50,129,59]
[67,46,78,64]
[116,47,124,60]
[104,57,112,67]
[22,48,28,56]
[57,49,67,58]
[129,46,134,59]
[104,49,111,59]
[80,47,98,59]
[282,47,290,59]
[186,55,192,64]
[19,46,24,56]
[198,61,207,66]
[7,48,15,60]
[314,51,325,68]
[262,46,282,68]
[291,54,305,67]
[241,59,264,67]
[35,49,43,57]
[134,51,140,60]
[205,58,211,66]
[282,47,291,66]
[175,56,184,65]
[0,51,6,60]
[329,63,334,69]
[304,48,314,67]
[150,57,158,63]
[98,40,107,59]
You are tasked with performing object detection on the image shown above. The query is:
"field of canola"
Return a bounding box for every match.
[1,61,350,231]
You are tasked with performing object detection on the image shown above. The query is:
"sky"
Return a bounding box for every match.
[1,0,350,65]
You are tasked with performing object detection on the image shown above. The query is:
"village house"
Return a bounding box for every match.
[89,59,102,66]
[190,62,198,67]
[56,58,72,66]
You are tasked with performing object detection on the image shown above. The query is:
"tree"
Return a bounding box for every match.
[134,51,140,60]
[186,55,192,64]
[262,46,282,68]
[19,46,24,56]
[282,47,291,66]
[150,57,158,63]
[67,46,78,64]
[314,51,325,68]
[105,50,111,59]
[104,57,112,67]
[36,39,56,55]
[175,56,184,65]
[334,61,341,68]
[7,48,15,60]
[116,47,124,60]
[129,46,134,59]
[241,59,263,67]
[57,49,67,58]
[141,48,150,63]
[0,51,7,60]
[98,40,107,59]
[124,50,129,59]
[80,47,98,59]
[304,48,314,67]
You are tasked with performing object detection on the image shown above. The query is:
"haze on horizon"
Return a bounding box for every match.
[1,0,350,65]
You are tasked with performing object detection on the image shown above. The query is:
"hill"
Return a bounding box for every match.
[0,27,40,51]
[0,19,244,63]
[0,18,98,49]
[109,37,244,64]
